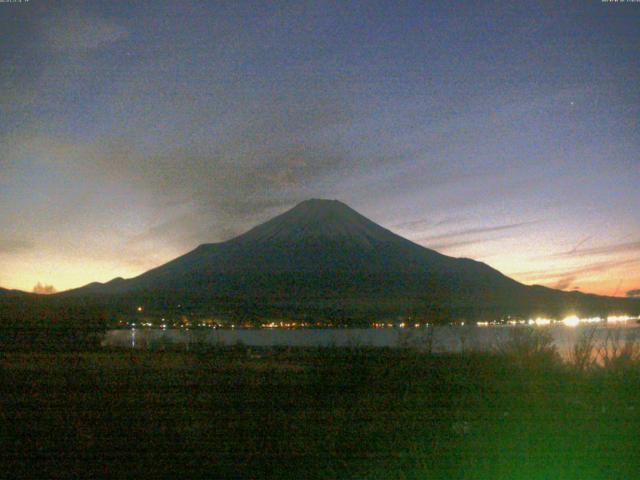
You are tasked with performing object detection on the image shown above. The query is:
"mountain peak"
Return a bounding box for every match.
[286,198,355,220]
[233,198,399,246]
[293,198,346,209]
[288,198,357,221]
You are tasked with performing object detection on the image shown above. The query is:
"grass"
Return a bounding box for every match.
[1,339,639,479]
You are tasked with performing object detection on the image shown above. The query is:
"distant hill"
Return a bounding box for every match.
[61,199,640,322]
[0,287,29,297]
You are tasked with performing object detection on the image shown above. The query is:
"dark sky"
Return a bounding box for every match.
[1,0,639,295]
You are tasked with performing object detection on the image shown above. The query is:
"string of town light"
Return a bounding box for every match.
[477,315,638,328]
[124,306,639,330]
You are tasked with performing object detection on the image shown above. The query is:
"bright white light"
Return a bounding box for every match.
[562,315,580,327]
[583,317,602,324]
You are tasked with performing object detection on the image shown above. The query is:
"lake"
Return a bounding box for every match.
[103,322,640,358]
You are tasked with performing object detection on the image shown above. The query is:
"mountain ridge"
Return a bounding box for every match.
[0,287,30,296]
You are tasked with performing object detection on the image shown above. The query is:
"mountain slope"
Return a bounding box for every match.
[62,199,640,321]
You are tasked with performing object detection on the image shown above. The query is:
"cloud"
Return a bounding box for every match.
[549,239,640,259]
[42,13,128,52]
[552,276,576,291]
[568,235,592,255]
[73,89,354,232]
[627,289,640,298]
[415,221,539,253]
[427,238,500,251]
[418,221,537,244]
[32,282,57,295]
[515,258,640,282]
[392,216,467,232]
[0,98,352,268]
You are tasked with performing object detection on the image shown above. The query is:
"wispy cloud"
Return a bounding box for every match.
[568,235,592,255]
[428,239,494,251]
[418,221,537,244]
[548,239,640,259]
[41,13,128,52]
[392,216,467,232]
[515,258,640,282]
[551,276,576,291]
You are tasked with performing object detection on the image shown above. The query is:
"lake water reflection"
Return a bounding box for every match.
[104,322,640,358]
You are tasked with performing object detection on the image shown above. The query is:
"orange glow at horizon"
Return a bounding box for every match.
[1,248,639,298]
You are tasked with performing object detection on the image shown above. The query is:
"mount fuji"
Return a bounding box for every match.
[61,199,640,322]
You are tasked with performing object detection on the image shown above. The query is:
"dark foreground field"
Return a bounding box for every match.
[1,345,639,479]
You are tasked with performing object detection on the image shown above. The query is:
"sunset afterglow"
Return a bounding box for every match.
[1,3,638,297]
